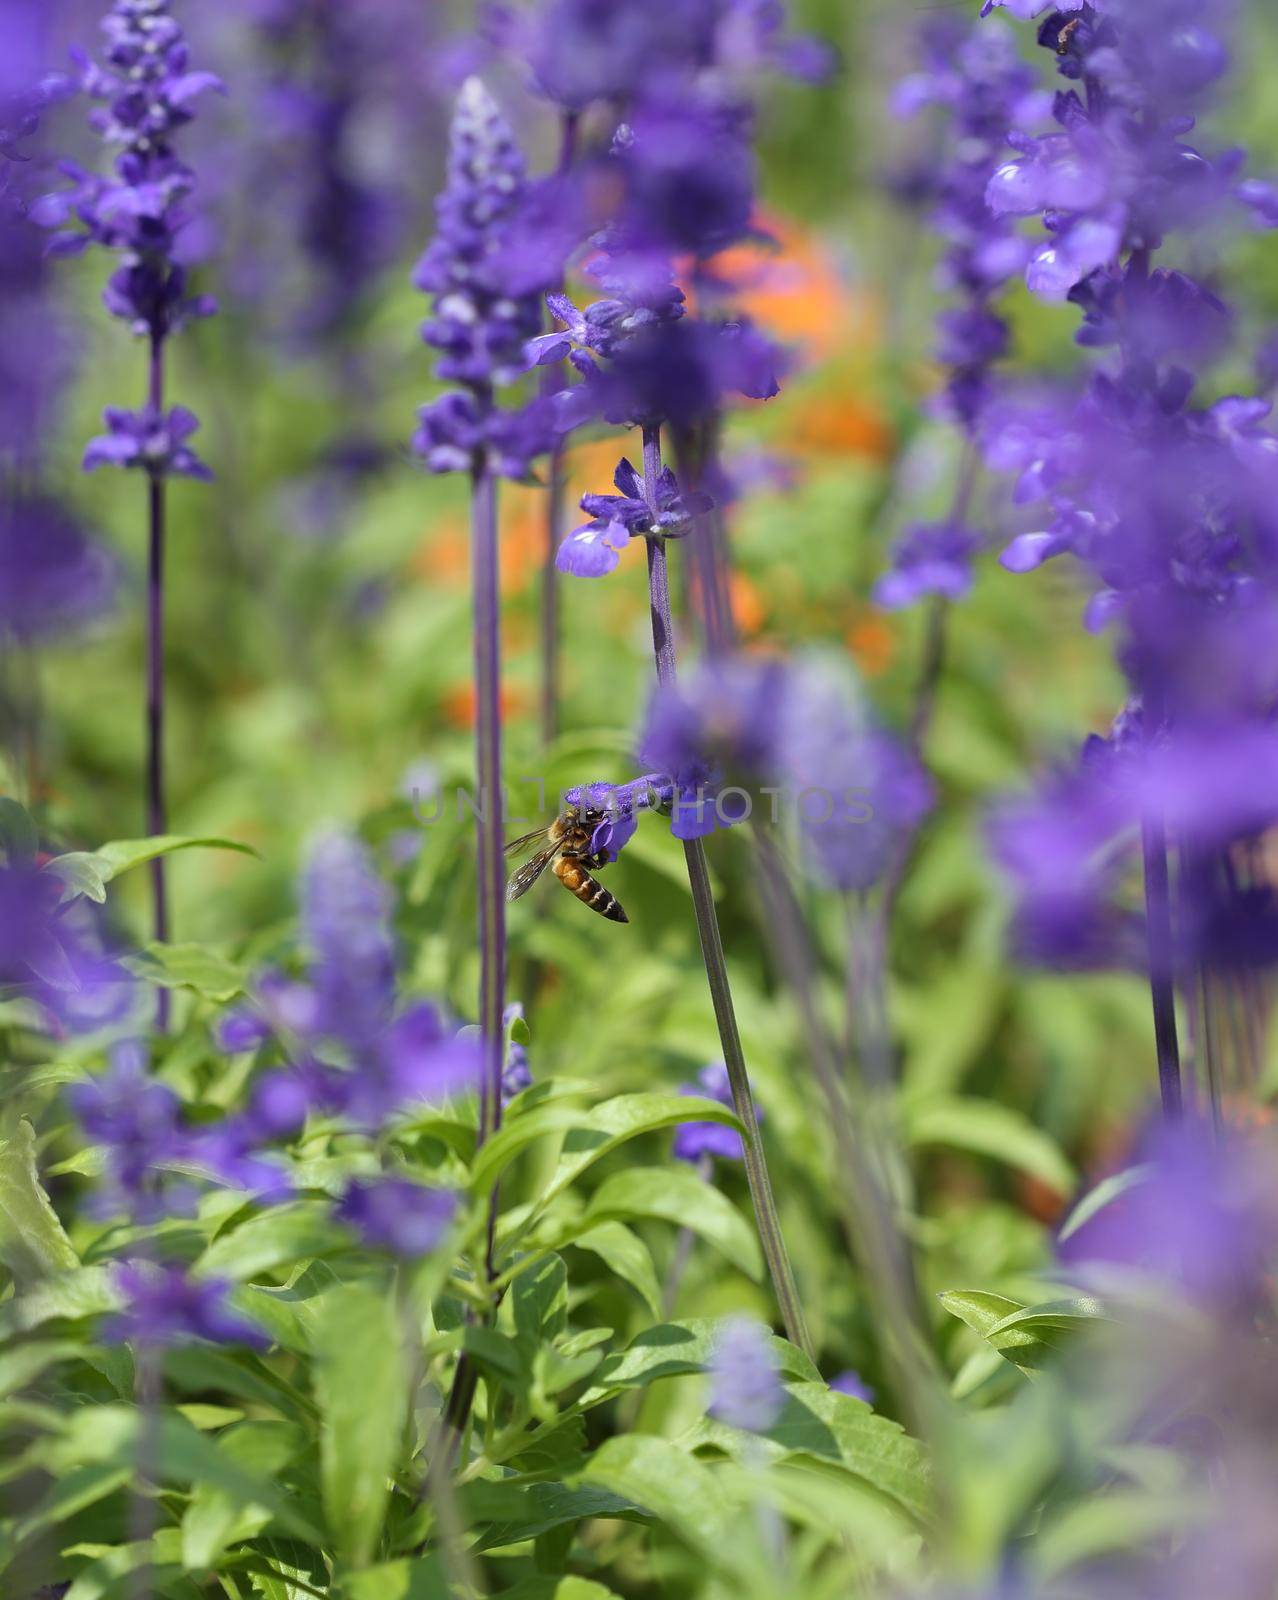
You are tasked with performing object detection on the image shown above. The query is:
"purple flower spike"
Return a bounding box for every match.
[335,1177,458,1259]
[412,78,563,480]
[39,0,223,343]
[708,1316,784,1433]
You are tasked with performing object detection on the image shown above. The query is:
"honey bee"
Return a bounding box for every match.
[504,803,628,923]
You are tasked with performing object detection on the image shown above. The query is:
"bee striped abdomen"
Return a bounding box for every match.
[554,854,628,922]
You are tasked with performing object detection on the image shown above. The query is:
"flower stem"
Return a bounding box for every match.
[471,464,507,1152]
[146,333,170,1032]
[437,458,508,1471]
[640,421,812,1360]
[752,826,940,1436]
[1142,812,1183,1118]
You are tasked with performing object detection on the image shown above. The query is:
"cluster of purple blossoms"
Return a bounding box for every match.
[557,455,712,578]
[37,0,223,480]
[877,17,1045,611]
[626,654,932,881]
[233,0,438,343]
[72,835,475,1346]
[479,0,832,112]
[412,78,563,481]
[0,851,131,1034]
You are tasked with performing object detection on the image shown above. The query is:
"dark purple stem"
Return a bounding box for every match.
[434,457,508,1477]
[1142,811,1183,1118]
[639,421,812,1359]
[471,463,507,1148]
[146,333,170,1031]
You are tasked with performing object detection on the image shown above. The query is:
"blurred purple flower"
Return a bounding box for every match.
[875,522,980,610]
[107,1261,267,1349]
[0,496,116,642]
[674,1061,749,1163]
[216,834,483,1132]
[708,1315,784,1433]
[1058,1117,1276,1308]
[335,1177,458,1258]
[830,1368,875,1404]
[69,1042,191,1221]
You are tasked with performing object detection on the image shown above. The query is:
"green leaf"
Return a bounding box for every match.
[0,1118,79,1283]
[509,1013,532,1047]
[0,1264,122,1338]
[472,1094,741,1210]
[123,943,249,1004]
[0,1339,81,1399]
[690,1381,932,1524]
[902,1096,1075,1195]
[312,1281,410,1568]
[35,1407,322,1544]
[938,1289,1098,1375]
[512,1253,568,1364]
[572,1223,663,1318]
[554,1583,622,1600]
[584,1165,763,1282]
[577,1435,743,1569]
[341,1558,448,1600]
[199,1205,343,1281]
[578,1318,819,1410]
[466,1481,645,1554]
[181,1420,305,1569]
[44,835,257,906]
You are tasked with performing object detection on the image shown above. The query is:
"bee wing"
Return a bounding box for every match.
[504,826,550,857]
[506,847,557,902]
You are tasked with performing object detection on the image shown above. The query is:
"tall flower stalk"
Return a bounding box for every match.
[637,422,811,1358]
[40,0,223,1023]
[412,76,561,1445]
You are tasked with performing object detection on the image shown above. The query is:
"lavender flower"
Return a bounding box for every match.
[878,17,1042,607]
[637,654,933,881]
[107,1261,267,1349]
[0,497,116,643]
[673,1062,752,1163]
[1058,1117,1276,1308]
[707,1315,784,1433]
[412,78,559,481]
[335,1177,458,1259]
[82,403,211,479]
[830,1369,875,1405]
[557,456,712,577]
[873,521,979,611]
[69,1042,190,1221]
[219,834,482,1130]
[502,1001,532,1101]
[39,0,224,978]
[39,0,224,344]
